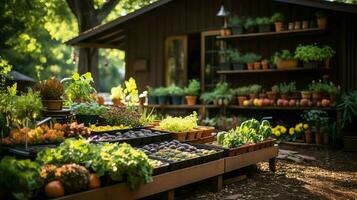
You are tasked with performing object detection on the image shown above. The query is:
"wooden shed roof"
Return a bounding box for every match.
[66,0,357,49]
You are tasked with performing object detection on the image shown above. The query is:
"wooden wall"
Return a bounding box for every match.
[121,0,357,92]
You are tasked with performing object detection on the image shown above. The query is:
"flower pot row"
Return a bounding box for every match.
[151,126,215,142]
[148,95,199,105]
[227,139,276,157]
[304,130,330,145]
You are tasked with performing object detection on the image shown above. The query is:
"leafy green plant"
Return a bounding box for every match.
[0,156,43,200]
[184,79,200,96]
[256,17,272,25]
[228,15,245,27]
[200,92,215,104]
[244,17,257,29]
[226,49,244,63]
[321,45,335,59]
[236,86,250,96]
[294,44,325,62]
[147,86,157,96]
[101,107,142,127]
[0,56,12,91]
[308,80,330,93]
[338,91,357,128]
[167,84,184,96]
[271,85,280,93]
[248,84,262,94]
[271,12,284,22]
[272,50,295,64]
[279,82,296,93]
[154,87,169,96]
[301,110,329,131]
[159,112,198,132]
[243,53,261,63]
[34,77,64,100]
[62,72,96,104]
[71,102,108,115]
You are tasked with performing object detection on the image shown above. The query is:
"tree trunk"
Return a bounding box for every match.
[78,47,99,89]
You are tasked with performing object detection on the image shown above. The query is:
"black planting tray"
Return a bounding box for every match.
[149,157,170,175]
[1,144,58,158]
[89,126,148,135]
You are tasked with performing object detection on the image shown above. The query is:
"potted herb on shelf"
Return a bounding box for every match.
[218,50,231,70]
[236,86,250,106]
[321,45,335,68]
[302,110,329,145]
[294,44,323,68]
[62,72,96,104]
[308,80,324,102]
[261,59,269,70]
[244,53,261,70]
[256,17,272,33]
[248,84,262,99]
[71,102,108,125]
[35,77,64,110]
[273,50,298,69]
[266,85,279,101]
[279,82,296,100]
[147,86,158,104]
[338,91,357,151]
[184,79,200,105]
[294,21,302,30]
[155,87,169,105]
[302,20,309,29]
[228,15,245,35]
[168,84,184,105]
[227,49,245,70]
[326,82,340,104]
[315,11,327,29]
[271,12,285,32]
[213,82,234,106]
[244,17,257,33]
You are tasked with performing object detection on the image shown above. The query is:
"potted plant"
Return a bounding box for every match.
[200,92,215,105]
[321,122,335,145]
[294,21,302,30]
[308,80,325,102]
[35,77,64,110]
[218,50,231,70]
[266,85,279,101]
[62,72,96,105]
[256,17,272,33]
[271,12,284,32]
[301,90,312,100]
[326,82,340,104]
[244,17,257,33]
[273,50,297,69]
[236,86,250,106]
[288,22,294,30]
[228,15,245,35]
[294,44,324,68]
[315,11,327,29]
[110,85,124,106]
[279,82,296,100]
[244,53,261,70]
[184,79,200,105]
[71,102,108,125]
[212,82,234,106]
[302,20,309,29]
[146,86,158,104]
[261,59,269,70]
[321,45,335,68]
[227,49,245,70]
[248,84,262,99]
[154,87,169,105]
[302,110,329,145]
[338,91,357,151]
[167,84,184,105]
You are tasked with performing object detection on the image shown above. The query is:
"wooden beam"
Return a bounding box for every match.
[274,0,357,14]
[75,42,122,49]
[92,29,124,42]
[106,34,126,43]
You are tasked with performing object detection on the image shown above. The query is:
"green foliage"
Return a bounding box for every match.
[338,91,357,128]
[228,15,245,27]
[321,45,336,59]
[243,53,261,63]
[0,56,12,91]
[167,84,184,96]
[200,82,234,104]
[184,79,200,96]
[159,112,198,132]
[0,156,43,200]
[271,85,280,93]
[244,17,257,29]
[256,17,272,25]
[279,82,296,93]
[100,106,142,127]
[154,87,169,96]
[62,72,96,104]
[34,77,64,100]
[248,84,262,94]
[271,12,285,22]
[236,86,250,96]
[294,44,333,62]
[272,50,295,64]
[200,92,216,104]
[71,102,108,115]
[226,49,245,63]
[301,110,329,130]
[36,138,153,190]
[308,80,331,93]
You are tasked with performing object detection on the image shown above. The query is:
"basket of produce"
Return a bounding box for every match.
[215,119,274,157]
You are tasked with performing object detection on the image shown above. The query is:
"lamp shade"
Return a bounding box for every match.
[216,5,229,17]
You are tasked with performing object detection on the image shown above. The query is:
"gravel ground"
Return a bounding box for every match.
[175,146,357,200]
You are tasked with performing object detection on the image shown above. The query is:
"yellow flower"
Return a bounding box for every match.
[303,124,309,130]
[111,85,124,99]
[289,128,295,135]
[281,126,287,134]
[72,72,80,81]
[83,72,93,80]
[275,130,281,137]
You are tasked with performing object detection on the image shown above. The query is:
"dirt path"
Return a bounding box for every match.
[176,146,357,200]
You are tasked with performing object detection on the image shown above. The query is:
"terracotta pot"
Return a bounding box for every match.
[302,20,309,29]
[315,131,322,145]
[253,62,261,70]
[266,91,278,100]
[185,96,197,105]
[301,91,312,99]
[317,17,327,29]
[221,28,231,36]
[249,93,258,99]
[280,93,290,100]
[262,62,269,70]
[288,22,294,30]
[247,63,254,70]
[305,130,314,144]
[312,92,322,100]
[96,96,105,105]
[274,22,283,32]
[112,98,123,106]
[323,132,329,145]
[237,96,247,106]
[294,21,301,30]
[42,100,64,110]
[276,59,298,69]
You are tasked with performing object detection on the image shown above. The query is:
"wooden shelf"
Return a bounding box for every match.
[144,104,220,109]
[217,67,330,75]
[227,105,341,111]
[217,28,326,40]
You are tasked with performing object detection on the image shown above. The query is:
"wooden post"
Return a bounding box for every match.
[269,157,276,172]
[167,190,175,200]
[210,175,223,192]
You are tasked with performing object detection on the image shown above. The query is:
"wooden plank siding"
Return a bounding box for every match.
[119,0,357,91]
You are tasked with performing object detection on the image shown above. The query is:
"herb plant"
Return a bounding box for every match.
[236,86,250,96]
[71,102,108,116]
[248,84,262,94]
[184,79,200,96]
[243,53,261,63]
[159,112,198,132]
[228,15,245,27]
[62,72,96,104]
[256,17,272,25]
[34,77,64,100]
[271,12,284,22]
[167,84,184,96]
[244,17,257,29]
[154,87,169,96]
[338,91,357,128]
[279,82,296,93]
[100,106,142,127]
[294,44,324,62]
